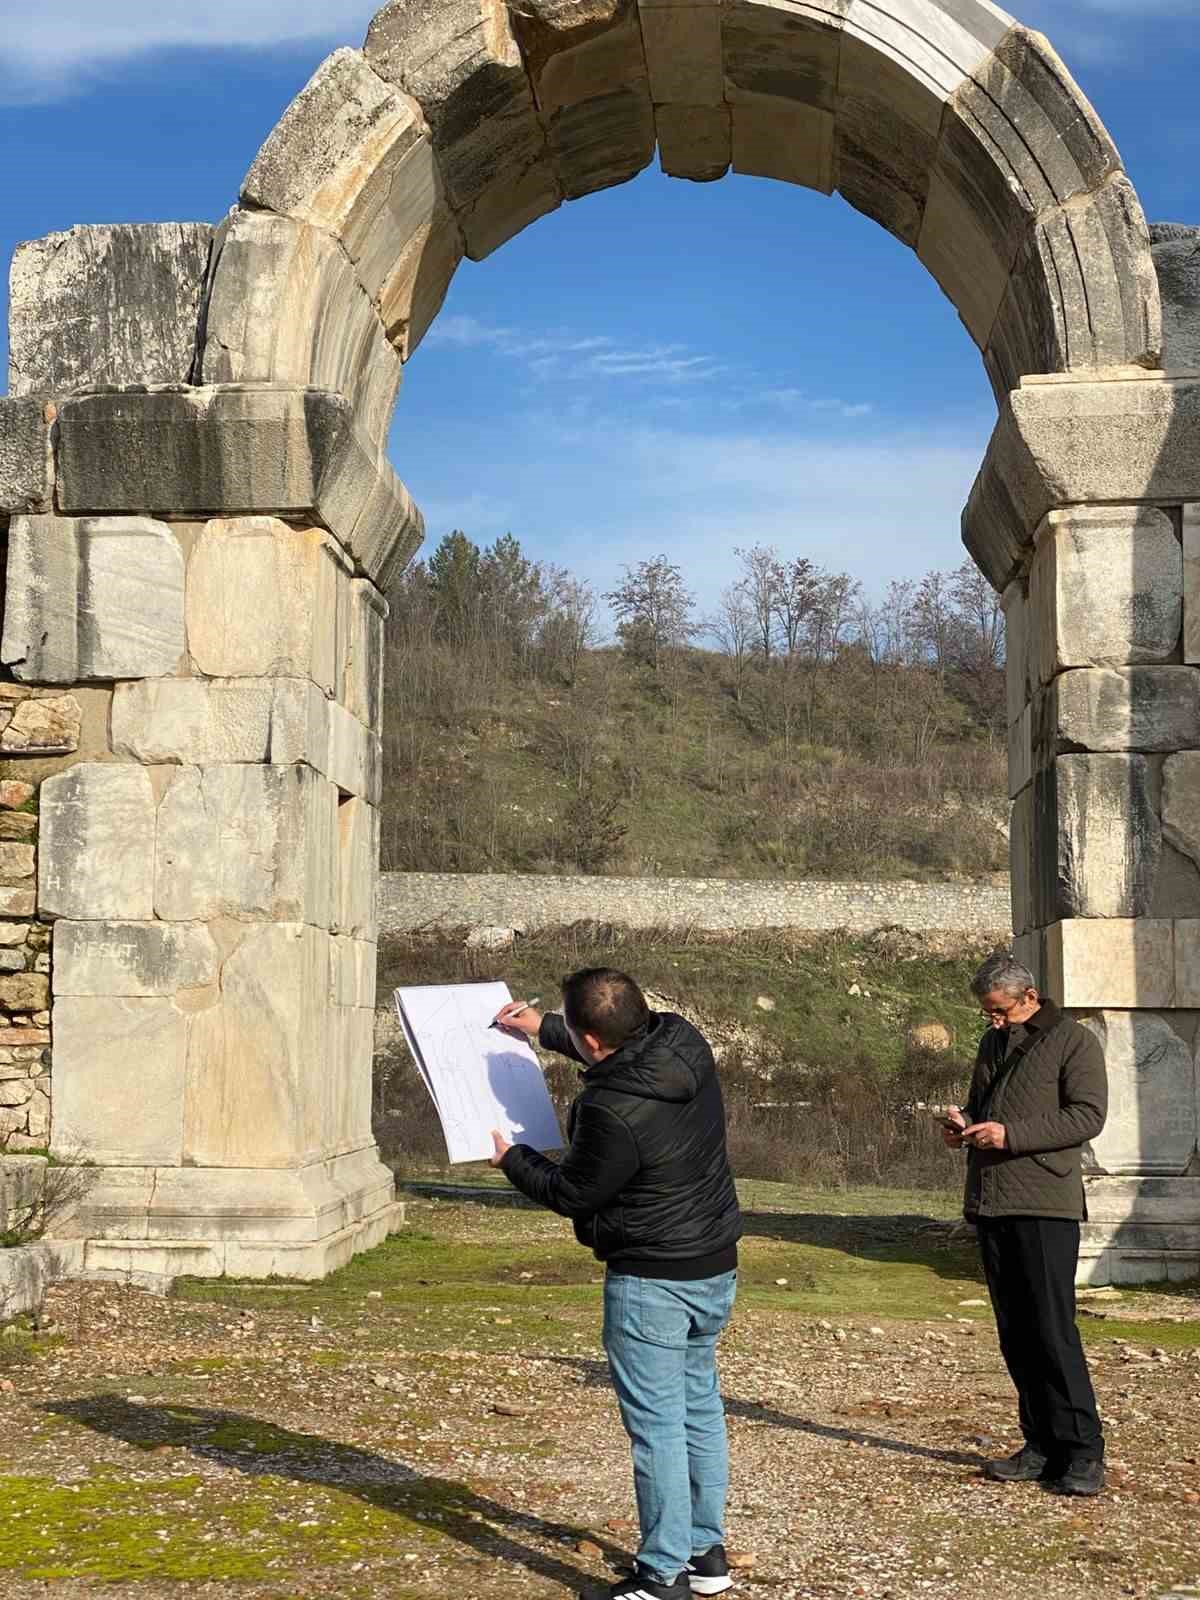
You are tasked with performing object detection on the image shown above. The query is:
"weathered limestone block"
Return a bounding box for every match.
[1045,918,1175,1010]
[1183,506,1200,666]
[365,0,561,258]
[8,223,213,395]
[0,889,36,918]
[1081,1012,1197,1177]
[155,765,337,927]
[328,1004,377,1152]
[966,376,1200,587]
[346,580,388,731]
[186,519,346,694]
[1010,782,1033,937]
[1001,580,1030,727]
[656,104,731,183]
[1053,753,1161,920]
[1029,507,1181,684]
[835,30,937,248]
[0,1155,45,1232]
[723,0,843,109]
[326,701,383,804]
[1042,668,1200,757]
[546,87,656,199]
[1151,222,1200,370]
[112,678,327,769]
[1008,703,1031,800]
[0,973,49,1012]
[0,694,83,756]
[183,923,328,1169]
[202,211,403,447]
[731,96,834,191]
[640,0,723,107]
[2,515,185,684]
[0,396,53,514]
[39,765,157,921]
[1174,920,1200,1008]
[331,936,378,1011]
[0,841,35,881]
[376,201,467,353]
[54,921,219,998]
[337,797,380,940]
[1162,753,1200,872]
[53,997,190,1165]
[55,387,422,589]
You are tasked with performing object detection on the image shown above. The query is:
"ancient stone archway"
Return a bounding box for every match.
[0,0,1198,1284]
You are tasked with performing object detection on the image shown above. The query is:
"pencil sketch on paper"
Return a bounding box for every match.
[394,981,564,1164]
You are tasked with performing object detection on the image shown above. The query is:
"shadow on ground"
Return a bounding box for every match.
[45,1397,621,1590]
[541,1357,986,1470]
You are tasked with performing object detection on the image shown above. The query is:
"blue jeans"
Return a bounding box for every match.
[602,1270,737,1584]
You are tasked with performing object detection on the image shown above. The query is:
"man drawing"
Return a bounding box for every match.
[946,955,1108,1497]
[491,968,743,1600]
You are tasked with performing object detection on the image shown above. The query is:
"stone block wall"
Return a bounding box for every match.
[378,872,1014,936]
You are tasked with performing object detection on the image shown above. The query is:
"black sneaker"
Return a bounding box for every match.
[983,1445,1052,1483]
[581,1570,691,1600]
[687,1544,734,1595]
[1047,1459,1105,1497]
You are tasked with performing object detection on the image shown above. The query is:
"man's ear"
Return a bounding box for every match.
[583,1031,606,1058]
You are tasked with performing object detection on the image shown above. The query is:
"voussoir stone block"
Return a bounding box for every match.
[202,210,403,448]
[1029,506,1182,683]
[1042,668,1200,757]
[155,765,337,927]
[111,677,328,769]
[1045,918,1175,1010]
[641,0,723,107]
[54,921,220,998]
[655,104,731,183]
[8,223,214,396]
[2,514,185,684]
[366,0,561,258]
[39,765,157,921]
[183,922,328,1169]
[0,396,53,513]
[53,996,190,1166]
[1080,1012,1198,1177]
[1053,753,1161,920]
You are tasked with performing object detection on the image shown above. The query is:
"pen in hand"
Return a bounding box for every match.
[490,998,541,1032]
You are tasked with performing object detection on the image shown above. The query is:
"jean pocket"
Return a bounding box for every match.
[635,1280,690,1348]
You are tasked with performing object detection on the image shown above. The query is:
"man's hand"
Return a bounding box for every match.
[489,1130,512,1167]
[961,1121,1007,1152]
[941,1107,967,1149]
[493,1000,543,1039]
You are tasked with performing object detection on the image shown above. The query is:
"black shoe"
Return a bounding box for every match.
[687,1544,734,1595]
[1048,1459,1105,1497]
[983,1445,1051,1483]
[581,1569,691,1600]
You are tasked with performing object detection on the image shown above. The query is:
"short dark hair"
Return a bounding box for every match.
[561,968,650,1051]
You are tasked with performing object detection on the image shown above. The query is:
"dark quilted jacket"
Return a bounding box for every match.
[500,1011,742,1268]
[962,1000,1107,1222]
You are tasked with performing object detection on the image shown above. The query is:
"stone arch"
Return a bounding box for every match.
[2,0,1199,1288]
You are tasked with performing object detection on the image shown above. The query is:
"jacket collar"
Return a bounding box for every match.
[1023,997,1062,1034]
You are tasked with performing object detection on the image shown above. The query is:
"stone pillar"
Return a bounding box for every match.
[0,229,421,1282]
[970,371,1200,1286]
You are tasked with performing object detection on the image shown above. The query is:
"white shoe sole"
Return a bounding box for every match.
[688,1578,733,1596]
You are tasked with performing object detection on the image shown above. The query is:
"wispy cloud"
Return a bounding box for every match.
[0,1,377,103]
[1020,0,1195,66]
[423,314,875,418]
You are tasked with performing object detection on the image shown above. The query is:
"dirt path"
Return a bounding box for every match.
[1,1196,1198,1599]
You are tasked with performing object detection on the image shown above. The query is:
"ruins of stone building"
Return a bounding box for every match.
[1,0,1198,1285]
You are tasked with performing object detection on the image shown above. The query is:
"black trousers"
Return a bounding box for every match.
[977,1217,1104,1465]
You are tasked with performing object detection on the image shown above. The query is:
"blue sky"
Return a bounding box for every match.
[2,1,1198,613]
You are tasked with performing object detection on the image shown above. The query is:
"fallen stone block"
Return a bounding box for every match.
[2,514,185,684]
[8,223,213,395]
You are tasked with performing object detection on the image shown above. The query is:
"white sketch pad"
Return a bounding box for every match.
[394,982,564,1165]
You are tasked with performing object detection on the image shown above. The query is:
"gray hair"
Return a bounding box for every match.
[971,954,1037,1000]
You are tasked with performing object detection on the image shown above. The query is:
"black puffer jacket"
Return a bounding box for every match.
[500,1011,742,1272]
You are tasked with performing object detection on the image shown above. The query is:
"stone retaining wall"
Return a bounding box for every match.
[378,873,1013,936]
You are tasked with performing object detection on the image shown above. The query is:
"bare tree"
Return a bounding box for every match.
[734,544,780,661]
[606,556,695,674]
[707,585,756,704]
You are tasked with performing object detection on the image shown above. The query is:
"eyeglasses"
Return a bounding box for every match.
[979,993,1034,1021]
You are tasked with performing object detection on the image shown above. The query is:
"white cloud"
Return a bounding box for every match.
[426,315,729,389]
[1019,0,1196,65]
[0,1,377,102]
[406,412,990,609]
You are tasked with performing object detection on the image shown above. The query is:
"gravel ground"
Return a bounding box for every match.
[1,1197,1198,1600]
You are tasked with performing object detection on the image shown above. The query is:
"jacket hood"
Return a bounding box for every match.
[582,1012,709,1104]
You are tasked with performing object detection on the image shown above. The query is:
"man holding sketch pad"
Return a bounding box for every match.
[491,968,743,1600]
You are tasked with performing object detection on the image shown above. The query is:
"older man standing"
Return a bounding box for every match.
[945,954,1108,1497]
